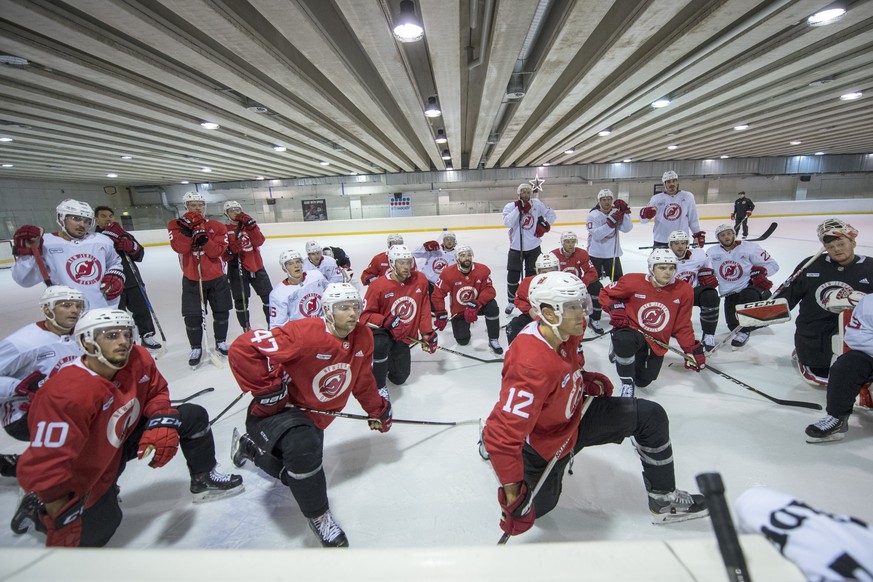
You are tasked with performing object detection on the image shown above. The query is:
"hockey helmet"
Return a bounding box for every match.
[305,240,322,255]
[535,252,560,273]
[662,170,679,183]
[597,189,614,200]
[279,249,303,270]
[455,245,473,258]
[74,308,136,370]
[322,246,334,258]
[387,233,404,247]
[647,248,678,271]
[223,200,242,214]
[528,271,589,334]
[40,285,85,309]
[714,223,735,238]
[321,283,360,317]
[517,183,533,195]
[668,230,690,243]
[182,191,204,204]
[388,244,413,269]
[560,231,578,244]
[56,199,94,233]
[817,218,858,243]
[442,231,456,242]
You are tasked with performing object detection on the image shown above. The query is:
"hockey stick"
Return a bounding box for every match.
[637,222,778,250]
[123,253,167,343]
[170,386,215,405]
[733,214,750,236]
[696,472,752,582]
[195,254,224,369]
[209,393,245,426]
[234,223,251,332]
[638,327,821,409]
[293,405,476,427]
[32,244,52,287]
[497,395,595,545]
[364,322,503,363]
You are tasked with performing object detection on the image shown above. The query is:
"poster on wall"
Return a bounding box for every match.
[389,194,412,218]
[653,184,664,195]
[302,199,327,221]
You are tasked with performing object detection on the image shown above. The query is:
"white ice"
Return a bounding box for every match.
[0,213,871,550]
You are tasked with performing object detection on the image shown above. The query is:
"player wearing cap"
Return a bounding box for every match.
[639,171,704,249]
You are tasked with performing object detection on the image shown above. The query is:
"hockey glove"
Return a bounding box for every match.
[464,302,480,323]
[640,206,657,220]
[434,311,448,331]
[749,266,772,291]
[383,314,412,342]
[99,272,125,301]
[514,200,532,214]
[137,412,181,468]
[112,236,140,255]
[179,211,205,230]
[693,231,706,248]
[607,303,629,329]
[730,213,736,220]
[102,221,127,237]
[228,238,245,254]
[534,216,551,238]
[191,227,209,247]
[606,207,625,227]
[498,482,536,536]
[14,371,46,411]
[236,213,256,228]
[581,371,613,397]
[13,225,42,256]
[421,331,438,354]
[613,199,631,214]
[423,240,440,252]
[40,496,85,548]
[697,268,718,289]
[822,288,866,313]
[368,400,392,433]
[684,341,706,372]
[746,210,752,217]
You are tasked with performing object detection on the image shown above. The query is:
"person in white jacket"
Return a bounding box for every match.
[502,183,556,315]
[586,189,632,281]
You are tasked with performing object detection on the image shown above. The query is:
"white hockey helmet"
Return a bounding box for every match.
[648,248,678,271]
[662,170,679,182]
[223,200,242,214]
[388,244,413,268]
[597,189,614,200]
[535,252,560,273]
[714,223,735,238]
[817,218,858,243]
[528,271,589,336]
[322,246,334,258]
[517,183,532,195]
[442,231,456,242]
[75,308,136,370]
[40,285,86,330]
[387,233,404,247]
[279,249,303,270]
[182,191,204,204]
[56,199,94,234]
[560,231,578,244]
[668,230,690,243]
[305,240,322,255]
[455,245,473,258]
[321,283,360,319]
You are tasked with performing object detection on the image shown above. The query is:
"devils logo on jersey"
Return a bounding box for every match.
[432,257,448,274]
[391,296,418,323]
[637,302,670,332]
[66,253,103,286]
[675,270,696,284]
[236,233,254,252]
[311,363,352,402]
[521,214,535,230]
[663,203,683,221]
[815,281,854,312]
[106,397,142,448]
[563,369,584,420]
[719,261,743,282]
[50,355,79,376]
[456,285,479,304]
[299,293,322,317]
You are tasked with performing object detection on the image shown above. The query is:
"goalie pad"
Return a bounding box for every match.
[821,288,866,313]
[736,298,791,327]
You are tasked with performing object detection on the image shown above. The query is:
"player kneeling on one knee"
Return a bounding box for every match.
[482,271,708,538]
[228,283,391,548]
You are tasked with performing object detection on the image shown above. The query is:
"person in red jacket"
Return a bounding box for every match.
[223,201,272,331]
[361,244,437,400]
[167,192,231,367]
[228,283,391,547]
[482,271,707,540]
[432,245,503,355]
[551,231,605,335]
[361,233,417,285]
[599,248,706,398]
[15,308,242,547]
[505,252,559,345]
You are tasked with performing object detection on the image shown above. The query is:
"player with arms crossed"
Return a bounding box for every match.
[269,250,329,328]
[668,230,721,351]
[639,171,705,249]
[586,189,632,281]
[482,271,707,540]
[228,283,391,547]
[600,249,706,398]
[12,199,124,308]
[224,201,272,330]
[551,231,605,334]
[15,308,242,547]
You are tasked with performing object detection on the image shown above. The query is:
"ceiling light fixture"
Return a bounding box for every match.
[201,167,212,172]
[181,180,189,184]
[1,163,13,168]
[435,129,448,144]
[651,98,671,108]
[424,96,441,118]
[200,121,220,129]
[720,155,730,159]
[320,161,330,166]
[563,148,575,155]
[542,162,551,166]
[840,92,862,101]
[441,149,451,160]
[445,163,454,171]
[0,55,29,66]
[667,145,678,150]
[807,5,846,26]
[622,158,633,163]
[106,173,118,178]
[734,124,749,131]
[790,140,802,145]
[273,145,287,152]
[393,0,424,42]
[597,129,611,137]
[814,151,825,155]
[349,171,359,176]
[0,137,13,142]
[255,176,265,180]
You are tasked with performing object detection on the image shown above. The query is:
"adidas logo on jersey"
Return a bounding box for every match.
[138,374,150,383]
[674,299,680,304]
[861,278,870,284]
[316,354,331,360]
[102,397,114,410]
[355,350,364,357]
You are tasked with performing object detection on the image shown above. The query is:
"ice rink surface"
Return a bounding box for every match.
[0,213,871,550]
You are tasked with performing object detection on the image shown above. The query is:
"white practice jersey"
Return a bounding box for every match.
[845,293,873,358]
[412,245,457,284]
[640,191,701,244]
[707,241,779,296]
[11,232,123,308]
[675,248,713,288]
[303,255,344,284]
[736,487,873,582]
[586,207,633,259]
[0,322,81,428]
[502,199,557,251]
[269,271,329,328]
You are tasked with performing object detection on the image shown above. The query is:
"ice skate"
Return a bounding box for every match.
[489,338,504,356]
[648,488,708,524]
[504,302,514,315]
[805,414,849,443]
[478,419,490,460]
[231,427,262,468]
[308,509,349,547]
[142,333,162,350]
[190,467,244,503]
[0,453,18,478]
[588,317,605,335]
[216,340,229,356]
[620,378,635,398]
[188,347,203,369]
[701,333,715,352]
[730,330,750,349]
[10,491,45,535]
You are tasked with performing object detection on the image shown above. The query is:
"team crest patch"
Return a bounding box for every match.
[66,253,103,286]
[637,302,670,333]
[311,363,352,402]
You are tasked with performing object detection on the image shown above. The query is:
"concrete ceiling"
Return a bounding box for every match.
[0,0,870,186]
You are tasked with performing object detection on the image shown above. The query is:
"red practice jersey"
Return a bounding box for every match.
[17,346,172,508]
[599,273,696,355]
[514,275,535,314]
[361,271,433,342]
[484,324,586,485]
[229,318,385,428]
[168,218,228,281]
[551,248,598,285]
[225,222,266,273]
[361,252,416,286]
[431,263,497,317]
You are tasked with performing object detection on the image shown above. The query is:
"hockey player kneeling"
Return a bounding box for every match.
[482,271,707,537]
[228,283,391,547]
